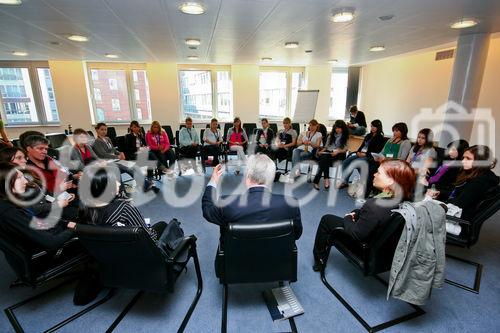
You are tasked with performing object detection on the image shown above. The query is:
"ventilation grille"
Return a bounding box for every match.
[435,49,454,61]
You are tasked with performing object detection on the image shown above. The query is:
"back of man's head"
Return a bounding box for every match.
[245,154,276,187]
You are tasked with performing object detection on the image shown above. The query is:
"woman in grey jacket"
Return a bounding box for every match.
[92,122,125,160]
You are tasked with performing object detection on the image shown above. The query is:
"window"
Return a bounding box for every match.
[37,68,59,122]
[94,88,102,102]
[131,70,151,121]
[329,68,349,120]
[291,72,304,118]
[259,68,304,119]
[178,67,233,122]
[111,98,121,111]
[0,63,60,125]
[108,78,118,90]
[87,65,152,124]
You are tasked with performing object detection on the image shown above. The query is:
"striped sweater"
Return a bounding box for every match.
[89,199,157,241]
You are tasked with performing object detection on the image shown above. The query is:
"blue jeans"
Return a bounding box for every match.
[349,126,366,136]
[292,148,313,167]
[340,154,368,184]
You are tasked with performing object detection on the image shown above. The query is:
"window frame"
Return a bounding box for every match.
[177,64,233,123]
[258,66,305,121]
[0,61,60,126]
[86,63,151,125]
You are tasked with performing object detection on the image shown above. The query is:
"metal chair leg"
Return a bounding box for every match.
[4,278,114,333]
[444,253,483,294]
[221,284,228,333]
[178,246,203,333]
[106,291,144,333]
[320,267,425,333]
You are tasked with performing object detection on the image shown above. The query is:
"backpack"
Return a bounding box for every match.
[158,218,185,255]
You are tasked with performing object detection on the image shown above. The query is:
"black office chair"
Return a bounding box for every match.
[46,133,69,149]
[216,220,298,333]
[222,123,232,140]
[180,124,186,129]
[242,123,257,139]
[115,136,126,154]
[11,138,21,147]
[0,227,106,333]
[87,130,95,138]
[291,122,300,136]
[75,225,203,333]
[162,125,177,150]
[107,126,118,145]
[445,185,500,293]
[320,212,425,332]
[269,123,278,135]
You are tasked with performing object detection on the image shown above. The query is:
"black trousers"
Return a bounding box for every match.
[313,153,346,184]
[313,214,346,262]
[179,145,199,159]
[255,145,275,159]
[202,145,222,166]
[275,148,291,162]
[151,149,176,169]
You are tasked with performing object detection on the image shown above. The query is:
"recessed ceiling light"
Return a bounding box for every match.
[185,39,201,46]
[261,57,272,62]
[67,35,89,42]
[327,59,338,63]
[331,9,355,23]
[12,51,28,56]
[285,42,299,49]
[179,2,205,15]
[0,0,22,5]
[369,45,385,52]
[187,55,199,60]
[450,18,478,29]
[105,54,119,59]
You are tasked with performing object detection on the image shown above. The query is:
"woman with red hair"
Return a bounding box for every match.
[312,159,416,271]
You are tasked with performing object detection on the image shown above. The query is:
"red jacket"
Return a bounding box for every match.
[146,130,170,151]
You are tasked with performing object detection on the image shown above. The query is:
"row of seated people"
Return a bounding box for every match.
[0,135,498,306]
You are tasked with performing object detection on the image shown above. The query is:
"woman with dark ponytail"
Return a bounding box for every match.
[312,120,349,190]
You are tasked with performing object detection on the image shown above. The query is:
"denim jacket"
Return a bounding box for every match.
[387,200,446,305]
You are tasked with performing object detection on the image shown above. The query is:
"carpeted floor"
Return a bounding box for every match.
[1,169,499,333]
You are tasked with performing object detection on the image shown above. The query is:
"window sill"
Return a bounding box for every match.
[6,123,61,128]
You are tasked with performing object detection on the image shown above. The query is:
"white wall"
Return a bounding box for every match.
[359,36,500,172]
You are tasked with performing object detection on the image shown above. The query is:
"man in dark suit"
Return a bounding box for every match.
[202,154,302,239]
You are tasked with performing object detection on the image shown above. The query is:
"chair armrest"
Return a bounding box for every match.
[446,216,472,226]
[31,237,80,260]
[166,235,197,262]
